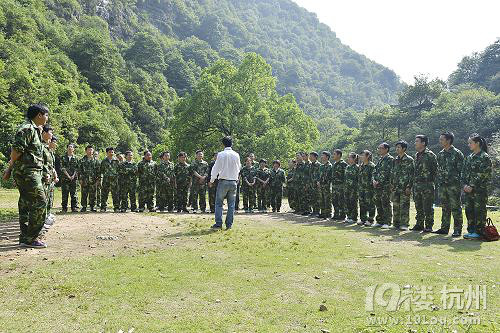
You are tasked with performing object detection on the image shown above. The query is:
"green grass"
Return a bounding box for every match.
[0,190,499,332]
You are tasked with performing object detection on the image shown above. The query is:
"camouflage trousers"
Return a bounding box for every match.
[121,182,137,211]
[176,183,189,211]
[44,182,55,213]
[439,184,463,233]
[95,184,101,207]
[331,184,345,219]
[296,184,309,213]
[359,189,375,222]
[269,186,283,211]
[156,183,175,211]
[374,186,392,225]
[319,184,332,217]
[464,189,487,234]
[392,190,410,227]
[413,186,434,229]
[101,177,120,210]
[81,182,97,209]
[14,171,47,244]
[208,181,218,212]
[241,185,256,211]
[345,189,358,221]
[257,185,269,210]
[191,183,207,211]
[138,182,155,210]
[287,186,297,211]
[309,183,320,214]
[61,179,78,210]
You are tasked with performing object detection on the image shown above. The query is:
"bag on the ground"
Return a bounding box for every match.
[483,218,499,241]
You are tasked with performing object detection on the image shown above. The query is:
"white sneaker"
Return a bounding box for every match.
[399,226,409,231]
[381,224,391,229]
[372,223,382,227]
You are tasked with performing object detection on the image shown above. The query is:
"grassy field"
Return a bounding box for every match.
[0,188,499,332]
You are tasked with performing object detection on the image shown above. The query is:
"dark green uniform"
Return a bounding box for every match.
[391,153,415,228]
[413,148,437,230]
[462,151,492,234]
[79,155,100,211]
[100,157,120,211]
[309,160,321,214]
[137,159,156,211]
[119,160,138,211]
[156,160,175,211]
[12,120,47,244]
[60,154,79,211]
[207,159,218,213]
[256,167,271,211]
[286,168,297,211]
[190,160,209,211]
[437,146,464,233]
[344,163,360,221]
[269,167,286,212]
[359,162,376,223]
[174,162,191,211]
[318,162,333,218]
[373,154,394,225]
[42,144,56,213]
[240,166,257,211]
[331,159,347,220]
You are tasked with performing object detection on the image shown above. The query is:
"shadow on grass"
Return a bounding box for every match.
[0,212,20,252]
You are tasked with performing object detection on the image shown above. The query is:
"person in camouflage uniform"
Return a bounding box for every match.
[359,150,375,226]
[100,147,120,212]
[137,150,156,212]
[372,143,394,227]
[344,153,360,223]
[300,152,312,215]
[293,153,307,214]
[207,153,218,213]
[116,153,125,204]
[390,140,415,230]
[190,150,209,213]
[462,133,492,239]
[60,143,79,212]
[256,159,271,212]
[269,160,286,212]
[3,104,49,248]
[156,151,175,212]
[331,149,347,220]
[93,150,101,208]
[412,135,438,232]
[174,152,191,213]
[434,132,464,237]
[249,153,259,210]
[286,159,297,212]
[119,151,138,213]
[79,145,100,212]
[318,151,333,219]
[240,157,257,213]
[308,152,321,216]
[41,126,58,215]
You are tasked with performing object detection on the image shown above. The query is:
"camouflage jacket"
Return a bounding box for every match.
[309,160,321,184]
[240,166,257,187]
[79,155,100,185]
[414,148,438,191]
[391,153,415,191]
[137,159,156,185]
[294,161,306,185]
[359,162,375,191]
[174,162,191,186]
[331,159,347,185]
[190,160,209,186]
[100,158,120,180]
[156,160,175,186]
[437,146,464,187]
[12,120,44,175]
[318,162,333,185]
[42,144,56,184]
[286,168,295,188]
[373,154,394,188]
[119,161,138,185]
[345,164,360,189]
[462,150,492,192]
[256,167,271,188]
[269,168,286,188]
[60,154,79,182]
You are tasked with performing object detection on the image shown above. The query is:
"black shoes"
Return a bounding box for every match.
[432,229,449,235]
[410,225,424,232]
[210,224,222,230]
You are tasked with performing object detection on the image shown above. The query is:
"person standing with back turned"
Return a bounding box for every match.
[209,136,241,230]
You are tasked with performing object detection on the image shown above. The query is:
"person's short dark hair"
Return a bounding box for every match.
[380,142,390,151]
[143,150,151,156]
[106,147,114,153]
[178,152,186,157]
[27,104,49,120]
[85,145,93,150]
[273,160,280,166]
[396,140,408,150]
[195,149,203,154]
[440,132,454,145]
[321,151,331,159]
[259,159,267,164]
[309,151,318,158]
[67,143,75,148]
[42,125,53,133]
[222,136,232,148]
[334,149,342,157]
[415,135,428,146]
[51,135,58,142]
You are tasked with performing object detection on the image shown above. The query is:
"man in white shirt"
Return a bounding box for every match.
[209,136,241,230]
